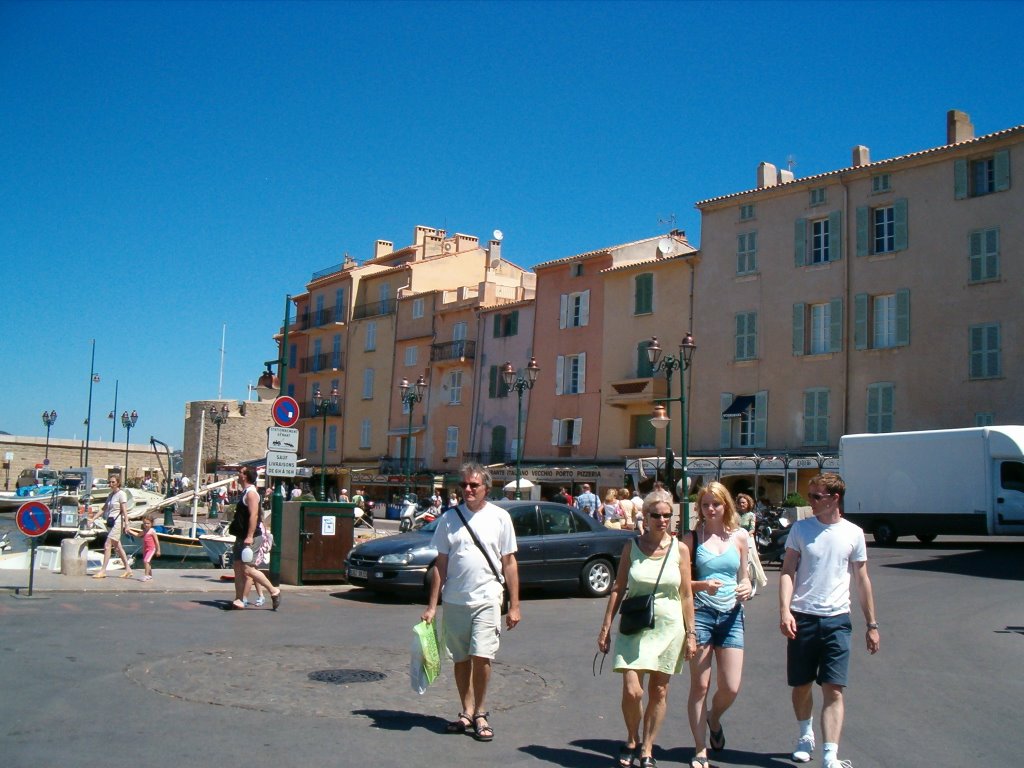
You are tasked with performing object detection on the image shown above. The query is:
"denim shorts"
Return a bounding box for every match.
[786,612,852,687]
[693,603,744,649]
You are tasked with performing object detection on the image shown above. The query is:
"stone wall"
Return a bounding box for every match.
[181,400,274,482]
[0,434,165,490]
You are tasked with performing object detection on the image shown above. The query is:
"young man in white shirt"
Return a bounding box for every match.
[422,463,520,743]
[779,473,880,768]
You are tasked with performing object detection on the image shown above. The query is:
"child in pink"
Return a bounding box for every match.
[140,516,161,581]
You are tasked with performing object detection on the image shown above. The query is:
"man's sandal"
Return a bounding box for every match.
[445,712,472,734]
[472,712,494,742]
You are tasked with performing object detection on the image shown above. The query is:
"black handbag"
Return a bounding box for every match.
[454,505,510,616]
[618,537,672,636]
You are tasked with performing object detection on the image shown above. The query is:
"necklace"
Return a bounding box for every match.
[639,534,670,556]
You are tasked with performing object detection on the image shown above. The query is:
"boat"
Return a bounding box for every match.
[0,543,132,572]
[122,522,212,562]
[199,524,235,568]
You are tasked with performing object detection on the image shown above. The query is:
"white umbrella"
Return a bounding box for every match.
[503,479,534,492]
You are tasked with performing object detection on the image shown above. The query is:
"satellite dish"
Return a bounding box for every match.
[657,238,674,256]
[493,229,504,242]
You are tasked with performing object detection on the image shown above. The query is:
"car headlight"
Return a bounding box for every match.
[379,551,415,565]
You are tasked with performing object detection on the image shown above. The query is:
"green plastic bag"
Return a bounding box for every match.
[410,620,441,693]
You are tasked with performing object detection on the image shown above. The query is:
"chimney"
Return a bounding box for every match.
[852,145,871,166]
[757,162,778,188]
[374,240,393,259]
[488,239,502,264]
[778,168,794,184]
[947,110,974,144]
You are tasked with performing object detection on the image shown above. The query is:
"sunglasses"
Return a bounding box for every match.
[808,492,834,501]
[648,512,672,519]
[459,482,483,489]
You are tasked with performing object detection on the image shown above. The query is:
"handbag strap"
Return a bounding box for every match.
[453,504,505,587]
[627,535,672,597]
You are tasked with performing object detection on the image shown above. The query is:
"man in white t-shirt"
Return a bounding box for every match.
[422,463,520,743]
[779,473,880,768]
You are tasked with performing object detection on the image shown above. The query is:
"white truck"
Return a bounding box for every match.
[839,427,1024,544]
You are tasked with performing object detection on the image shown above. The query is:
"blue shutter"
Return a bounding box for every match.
[854,293,868,350]
[720,392,733,449]
[792,303,805,356]
[828,210,843,260]
[829,298,843,353]
[994,149,1010,192]
[896,289,910,346]
[754,390,768,448]
[856,206,869,256]
[954,159,968,199]
[794,219,806,267]
[893,198,909,251]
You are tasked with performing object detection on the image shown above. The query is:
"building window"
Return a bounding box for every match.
[737,231,757,274]
[488,365,510,398]
[803,389,829,445]
[811,218,830,263]
[551,418,582,447]
[855,290,910,350]
[735,312,757,360]
[954,150,1010,199]
[739,203,755,221]
[973,157,996,195]
[793,299,842,356]
[312,339,322,372]
[809,187,827,206]
[571,263,584,277]
[634,273,654,315]
[445,426,459,458]
[719,391,767,450]
[331,334,342,369]
[448,370,462,404]
[289,343,297,369]
[411,297,424,319]
[404,345,417,367]
[872,174,891,193]
[360,419,371,449]
[308,426,318,452]
[872,295,897,348]
[493,310,519,338]
[873,206,895,253]
[866,382,894,433]
[334,287,346,321]
[856,199,907,255]
[378,283,391,304]
[969,323,1001,379]
[559,290,590,328]
[969,227,1000,282]
[631,414,657,449]
[810,303,831,354]
[362,368,374,399]
[555,353,586,395]
[795,211,842,266]
[365,321,377,351]
[328,425,337,452]
[315,295,324,326]
[975,412,995,427]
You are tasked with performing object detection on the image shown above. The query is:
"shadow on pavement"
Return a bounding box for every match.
[883,543,1024,581]
[352,709,448,733]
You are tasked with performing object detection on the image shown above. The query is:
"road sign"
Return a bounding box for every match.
[271,396,300,428]
[16,500,52,538]
[267,426,299,452]
[265,450,298,477]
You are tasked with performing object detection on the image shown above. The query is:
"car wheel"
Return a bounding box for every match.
[580,558,614,597]
[873,521,898,545]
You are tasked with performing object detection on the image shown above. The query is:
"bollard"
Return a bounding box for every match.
[60,538,90,577]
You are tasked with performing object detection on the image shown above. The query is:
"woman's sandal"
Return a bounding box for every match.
[444,712,472,734]
[689,757,709,768]
[708,722,725,751]
[472,711,494,742]
[617,743,639,767]
[639,756,657,768]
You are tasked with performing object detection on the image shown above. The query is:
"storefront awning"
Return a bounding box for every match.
[722,395,755,418]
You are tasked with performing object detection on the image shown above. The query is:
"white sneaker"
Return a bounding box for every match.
[242,598,249,607]
[255,596,266,607]
[824,760,852,768]
[792,735,815,762]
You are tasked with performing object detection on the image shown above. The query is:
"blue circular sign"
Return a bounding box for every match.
[272,396,300,428]
[16,500,52,537]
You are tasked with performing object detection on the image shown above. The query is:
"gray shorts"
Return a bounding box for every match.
[233,535,264,560]
[442,601,501,662]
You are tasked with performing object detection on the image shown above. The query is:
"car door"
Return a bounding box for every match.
[537,503,593,583]
[507,503,543,584]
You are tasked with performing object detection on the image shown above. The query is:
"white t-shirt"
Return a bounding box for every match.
[786,516,867,616]
[430,502,517,606]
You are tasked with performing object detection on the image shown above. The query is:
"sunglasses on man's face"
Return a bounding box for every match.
[459,482,483,490]
[808,492,834,501]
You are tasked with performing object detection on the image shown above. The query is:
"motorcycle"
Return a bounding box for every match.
[399,498,437,532]
[754,508,791,565]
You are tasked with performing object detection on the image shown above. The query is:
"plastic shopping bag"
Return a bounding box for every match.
[409,620,441,694]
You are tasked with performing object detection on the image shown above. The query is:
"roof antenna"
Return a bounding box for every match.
[786,154,797,172]
[658,213,676,229]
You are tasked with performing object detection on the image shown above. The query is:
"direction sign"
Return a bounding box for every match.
[266,450,298,478]
[16,500,52,538]
[267,426,299,452]
[271,396,300,428]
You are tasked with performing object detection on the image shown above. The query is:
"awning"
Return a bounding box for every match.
[722,395,755,418]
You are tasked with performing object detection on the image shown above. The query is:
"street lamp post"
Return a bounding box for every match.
[647,333,697,534]
[41,410,58,462]
[398,375,427,500]
[84,339,98,467]
[108,379,119,442]
[120,410,138,483]
[209,404,229,517]
[501,358,540,500]
[311,386,339,501]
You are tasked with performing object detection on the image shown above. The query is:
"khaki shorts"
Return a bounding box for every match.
[442,601,501,662]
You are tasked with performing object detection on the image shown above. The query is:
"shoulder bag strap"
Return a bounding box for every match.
[453,505,505,587]
[626,535,672,598]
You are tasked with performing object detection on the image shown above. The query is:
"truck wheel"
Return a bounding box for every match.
[581,558,615,597]
[916,534,937,543]
[873,522,898,545]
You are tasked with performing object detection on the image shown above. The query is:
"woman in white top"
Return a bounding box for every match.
[92,475,134,579]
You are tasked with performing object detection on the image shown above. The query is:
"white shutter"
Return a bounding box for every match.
[572,418,583,445]
[555,355,565,395]
[577,352,586,393]
[551,419,560,446]
[579,290,590,326]
[559,294,568,329]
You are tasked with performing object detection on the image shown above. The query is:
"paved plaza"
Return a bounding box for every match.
[1,538,1022,768]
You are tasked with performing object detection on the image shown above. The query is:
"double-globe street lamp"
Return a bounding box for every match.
[311,386,339,501]
[41,410,58,463]
[120,410,138,483]
[209,404,230,517]
[647,333,697,534]
[398,375,427,500]
[502,358,540,500]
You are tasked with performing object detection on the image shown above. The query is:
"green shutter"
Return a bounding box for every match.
[735,314,745,360]
[856,206,869,256]
[509,310,518,337]
[635,273,653,314]
[893,198,908,251]
[637,340,653,377]
[792,303,805,356]
[754,390,768,448]
[829,210,843,260]
[994,149,1010,192]
[954,159,968,199]
[488,365,498,398]
[854,293,868,350]
[493,314,502,338]
[794,218,806,267]
[720,392,733,449]
[896,289,910,346]
[829,298,843,353]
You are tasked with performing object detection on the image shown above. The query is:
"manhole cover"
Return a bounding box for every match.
[309,668,387,684]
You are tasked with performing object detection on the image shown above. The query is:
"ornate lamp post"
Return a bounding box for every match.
[647,333,697,534]
[41,410,58,463]
[208,404,229,517]
[311,386,339,500]
[120,410,138,483]
[501,357,540,500]
[108,378,119,441]
[398,375,427,500]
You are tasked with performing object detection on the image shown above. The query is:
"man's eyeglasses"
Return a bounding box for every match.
[808,492,834,501]
[647,512,672,519]
[459,482,483,490]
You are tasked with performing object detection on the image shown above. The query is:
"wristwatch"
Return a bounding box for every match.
[867,622,879,630]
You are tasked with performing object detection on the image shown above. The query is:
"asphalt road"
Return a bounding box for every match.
[2,537,1022,768]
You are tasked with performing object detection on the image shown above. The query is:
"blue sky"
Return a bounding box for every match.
[2,0,1023,451]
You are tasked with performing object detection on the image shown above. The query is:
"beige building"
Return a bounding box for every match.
[689,110,1023,480]
[0,434,164,489]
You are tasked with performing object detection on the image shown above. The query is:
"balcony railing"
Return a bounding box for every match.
[379,457,426,474]
[300,353,336,373]
[430,340,476,362]
[353,298,397,320]
[463,450,512,464]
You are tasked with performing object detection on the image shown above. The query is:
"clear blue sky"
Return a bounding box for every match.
[2,0,1022,451]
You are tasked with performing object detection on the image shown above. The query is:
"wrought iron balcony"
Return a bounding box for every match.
[379,456,426,474]
[463,450,512,464]
[353,298,397,320]
[430,340,476,362]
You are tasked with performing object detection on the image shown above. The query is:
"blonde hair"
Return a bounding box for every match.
[696,481,740,531]
[735,492,755,512]
[604,488,619,505]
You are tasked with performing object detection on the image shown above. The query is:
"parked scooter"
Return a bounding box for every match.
[399,497,437,532]
[754,508,792,565]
